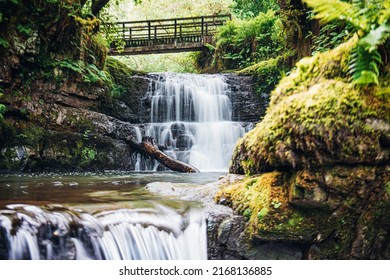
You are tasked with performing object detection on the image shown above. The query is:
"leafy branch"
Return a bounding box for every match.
[304,0,390,85]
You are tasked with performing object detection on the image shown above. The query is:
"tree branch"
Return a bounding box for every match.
[125,136,200,173]
[91,0,110,16]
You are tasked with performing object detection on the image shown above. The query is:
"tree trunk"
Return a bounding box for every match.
[125,136,200,173]
[91,0,111,15]
[277,0,320,67]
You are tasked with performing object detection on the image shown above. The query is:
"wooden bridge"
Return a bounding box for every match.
[106,14,231,55]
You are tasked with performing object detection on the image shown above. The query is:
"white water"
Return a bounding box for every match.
[0,204,206,260]
[135,73,251,171]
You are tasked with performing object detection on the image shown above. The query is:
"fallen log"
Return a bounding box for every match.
[125,136,199,173]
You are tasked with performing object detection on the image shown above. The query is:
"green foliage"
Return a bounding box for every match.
[0,37,8,48]
[82,147,97,161]
[215,11,286,70]
[243,208,252,220]
[0,104,5,121]
[111,0,232,21]
[232,0,279,19]
[56,58,109,84]
[311,21,355,54]
[4,0,19,4]
[271,200,282,209]
[257,207,269,220]
[57,59,83,73]
[349,46,382,85]
[304,0,390,85]
[16,24,32,36]
[0,89,5,121]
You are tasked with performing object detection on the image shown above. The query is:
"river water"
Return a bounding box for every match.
[0,172,223,260]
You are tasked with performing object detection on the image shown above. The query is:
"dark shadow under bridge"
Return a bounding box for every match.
[105,14,231,55]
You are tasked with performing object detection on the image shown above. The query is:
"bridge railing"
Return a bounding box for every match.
[106,14,231,51]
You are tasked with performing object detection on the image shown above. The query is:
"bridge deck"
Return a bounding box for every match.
[105,14,231,55]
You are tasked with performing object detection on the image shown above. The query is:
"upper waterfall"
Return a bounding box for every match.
[134,73,253,172]
[150,73,232,123]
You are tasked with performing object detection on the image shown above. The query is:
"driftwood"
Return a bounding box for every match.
[125,136,199,173]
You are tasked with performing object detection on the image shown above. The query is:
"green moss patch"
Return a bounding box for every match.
[216,172,325,240]
[230,38,390,175]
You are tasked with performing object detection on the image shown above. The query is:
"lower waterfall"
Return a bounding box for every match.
[0,204,206,260]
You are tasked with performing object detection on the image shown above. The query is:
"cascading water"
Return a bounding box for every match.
[134,73,252,172]
[0,204,206,260]
[0,75,258,260]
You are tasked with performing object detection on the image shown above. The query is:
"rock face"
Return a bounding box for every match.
[224,74,263,122]
[99,74,151,124]
[0,72,150,171]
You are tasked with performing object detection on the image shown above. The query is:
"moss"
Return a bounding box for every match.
[216,171,330,240]
[218,165,389,258]
[104,57,145,96]
[230,37,390,175]
[271,37,358,106]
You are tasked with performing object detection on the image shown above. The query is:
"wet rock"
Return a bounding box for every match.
[0,228,9,260]
[249,243,303,260]
[170,123,186,139]
[217,218,232,245]
[176,134,193,150]
[223,74,263,122]
[101,75,150,123]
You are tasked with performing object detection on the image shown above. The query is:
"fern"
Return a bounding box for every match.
[0,104,6,120]
[304,0,390,85]
[57,59,83,73]
[360,23,390,51]
[304,0,366,30]
[17,24,33,36]
[0,92,5,121]
[0,37,9,48]
[349,46,382,85]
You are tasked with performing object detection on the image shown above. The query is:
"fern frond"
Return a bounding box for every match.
[348,46,381,85]
[360,23,390,51]
[353,70,379,85]
[304,0,367,31]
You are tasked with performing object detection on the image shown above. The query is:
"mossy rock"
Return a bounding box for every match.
[230,38,390,175]
[217,165,389,259]
[216,172,330,241]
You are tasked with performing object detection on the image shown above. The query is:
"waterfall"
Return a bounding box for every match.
[0,204,206,260]
[135,73,252,172]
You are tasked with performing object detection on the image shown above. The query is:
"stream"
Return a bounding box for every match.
[0,172,223,260]
[0,73,258,260]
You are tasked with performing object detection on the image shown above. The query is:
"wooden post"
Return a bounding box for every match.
[174,19,177,45]
[201,16,204,36]
[148,20,151,45]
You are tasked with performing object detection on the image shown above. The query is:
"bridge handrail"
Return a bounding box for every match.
[112,14,231,25]
[106,14,231,42]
